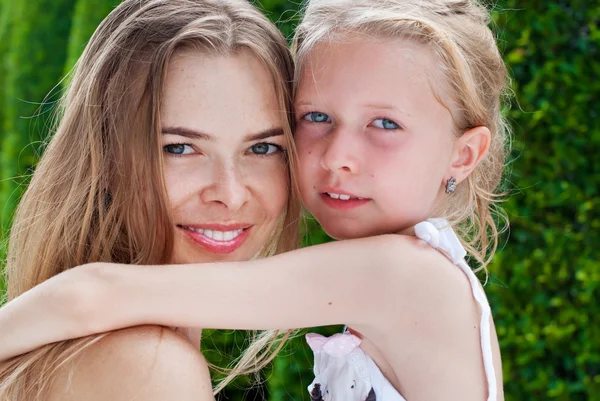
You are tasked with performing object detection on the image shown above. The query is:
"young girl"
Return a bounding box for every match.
[0,0,510,400]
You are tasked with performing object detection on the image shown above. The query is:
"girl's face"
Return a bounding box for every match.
[295,38,457,239]
[161,51,289,264]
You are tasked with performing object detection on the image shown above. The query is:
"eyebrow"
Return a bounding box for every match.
[295,101,405,114]
[363,103,404,113]
[162,127,284,142]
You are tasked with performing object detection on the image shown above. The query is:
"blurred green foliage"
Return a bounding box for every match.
[0,0,12,145]
[0,0,76,230]
[487,1,600,399]
[0,0,598,400]
[64,0,121,74]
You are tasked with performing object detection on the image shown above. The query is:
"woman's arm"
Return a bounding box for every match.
[0,234,433,360]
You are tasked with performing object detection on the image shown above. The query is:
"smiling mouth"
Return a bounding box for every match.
[320,192,370,211]
[178,225,251,254]
[324,192,366,201]
[180,226,244,241]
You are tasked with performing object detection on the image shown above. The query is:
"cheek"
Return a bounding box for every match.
[162,163,188,206]
[244,159,289,217]
[162,159,210,211]
[297,147,321,205]
[415,137,454,188]
[295,130,314,160]
[375,142,449,210]
[364,143,428,193]
[295,122,329,157]
[296,129,325,181]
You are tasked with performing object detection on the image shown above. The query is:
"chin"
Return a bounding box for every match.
[320,218,409,240]
[320,221,373,241]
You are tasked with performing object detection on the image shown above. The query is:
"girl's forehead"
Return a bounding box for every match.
[295,37,455,118]
[306,36,433,63]
[298,38,439,88]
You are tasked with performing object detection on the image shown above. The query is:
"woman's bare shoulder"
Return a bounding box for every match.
[48,325,214,401]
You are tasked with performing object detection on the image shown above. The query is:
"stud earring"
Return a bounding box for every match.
[445,177,457,194]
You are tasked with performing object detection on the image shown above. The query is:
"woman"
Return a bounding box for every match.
[0,0,300,399]
[2,0,511,400]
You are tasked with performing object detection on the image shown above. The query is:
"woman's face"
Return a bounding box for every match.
[161,50,289,264]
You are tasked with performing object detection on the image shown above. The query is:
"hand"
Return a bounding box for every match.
[0,263,105,361]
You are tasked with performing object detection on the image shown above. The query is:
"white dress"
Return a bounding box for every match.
[306,218,497,401]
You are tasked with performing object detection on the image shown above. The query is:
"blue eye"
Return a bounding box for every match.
[164,144,194,155]
[372,118,400,130]
[303,112,331,123]
[249,143,282,155]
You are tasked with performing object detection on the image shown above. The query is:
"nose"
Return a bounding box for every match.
[320,128,360,175]
[200,160,250,211]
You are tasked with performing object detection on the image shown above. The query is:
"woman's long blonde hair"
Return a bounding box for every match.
[293,0,511,270]
[0,0,301,399]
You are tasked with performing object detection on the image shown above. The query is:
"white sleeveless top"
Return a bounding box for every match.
[306,218,497,401]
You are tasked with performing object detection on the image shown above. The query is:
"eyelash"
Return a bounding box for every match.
[162,142,286,157]
[371,117,402,130]
[163,143,195,157]
[300,112,403,130]
[301,111,331,124]
[247,142,285,156]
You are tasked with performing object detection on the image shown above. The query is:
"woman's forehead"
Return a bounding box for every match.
[161,51,283,140]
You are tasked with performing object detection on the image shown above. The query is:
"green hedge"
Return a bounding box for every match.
[487,1,600,399]
[0,1,598,400]
[64,0,121,74]
[0,0,12,143]
[0,0,76,229]
[0,0,13,292]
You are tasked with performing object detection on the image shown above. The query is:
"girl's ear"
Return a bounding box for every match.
[447,126,491,184]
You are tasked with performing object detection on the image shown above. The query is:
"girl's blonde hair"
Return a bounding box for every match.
[0,0,301,398]
[293,0,511,270]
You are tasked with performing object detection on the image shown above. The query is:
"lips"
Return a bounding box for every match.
[319,191,371,211]
[183,226,244,241]
[324,191,366,201]
[178,224,251,254]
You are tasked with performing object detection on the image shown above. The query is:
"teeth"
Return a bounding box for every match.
[186,227,244,241]
[327,192,362,201]
[223,231,235,241]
